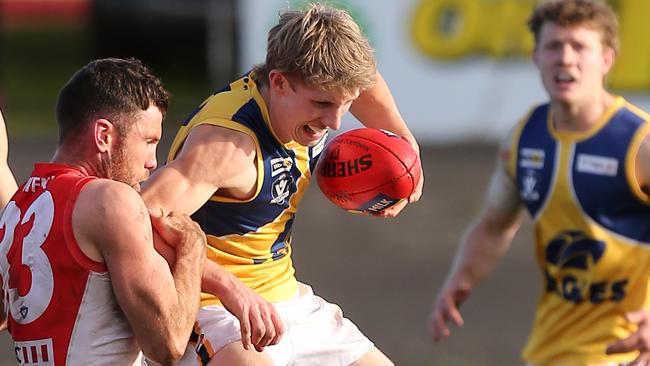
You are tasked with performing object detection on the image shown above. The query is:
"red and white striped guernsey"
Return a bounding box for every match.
[0,163,144,365]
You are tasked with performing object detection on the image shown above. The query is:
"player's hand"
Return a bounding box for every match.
[150,211,206,257]
[606,310,650,364]
[429,278,471,342]
[219,274,284,352]
[376,135,423,218]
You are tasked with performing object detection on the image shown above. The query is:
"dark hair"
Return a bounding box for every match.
[528,0,619,53]
[56,57,169,143]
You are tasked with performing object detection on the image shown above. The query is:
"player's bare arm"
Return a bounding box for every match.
[605,131,650,362]
[141,123,285,352]
[73,179,205,365]
[349,72,423,217]
[430,134,525,342]
[0,109,18,208]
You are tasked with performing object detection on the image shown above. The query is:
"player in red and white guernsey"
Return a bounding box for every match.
[0,58,206,365]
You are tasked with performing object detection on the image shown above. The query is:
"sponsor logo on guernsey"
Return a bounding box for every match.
[543,230,628,304]
[576,153,618,176]
[521,169,540,201]
[270,173,293,205]
[519,148,545,169]
[270,157,293,177]
[15,338,54,365]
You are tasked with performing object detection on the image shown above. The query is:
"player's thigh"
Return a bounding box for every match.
[208,341,275,366]
[349,346,394,366]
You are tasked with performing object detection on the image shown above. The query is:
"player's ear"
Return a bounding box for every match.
[268,69,291,95]
[93,119,114,153]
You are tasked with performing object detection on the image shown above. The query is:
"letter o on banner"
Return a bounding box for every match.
[411,0,480,59]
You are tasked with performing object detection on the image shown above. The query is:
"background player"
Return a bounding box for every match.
[0,109,17,208]
[142,3,422,365]
[430,1,650,365]
[0,58,206,365]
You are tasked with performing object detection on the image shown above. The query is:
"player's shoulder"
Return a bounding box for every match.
[184,124,256,156]
[76,179,145,222]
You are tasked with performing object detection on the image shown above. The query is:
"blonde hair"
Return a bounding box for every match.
[254,3,377,93]
[528,0,619,54]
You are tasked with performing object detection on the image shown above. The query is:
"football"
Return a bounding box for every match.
[315,128,421,214]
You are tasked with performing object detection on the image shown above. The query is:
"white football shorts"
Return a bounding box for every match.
[176,283,374,366]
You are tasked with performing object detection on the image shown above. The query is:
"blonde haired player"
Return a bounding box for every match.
[143,3,422,366]
[431,1,650,365]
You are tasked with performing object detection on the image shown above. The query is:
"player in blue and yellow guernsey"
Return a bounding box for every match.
[430,1,650,365]
[142,4,423,366]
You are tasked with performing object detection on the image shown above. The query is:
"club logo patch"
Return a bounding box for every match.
[543,230,627,304]
[270,157,293,178]
[520,148,545,169]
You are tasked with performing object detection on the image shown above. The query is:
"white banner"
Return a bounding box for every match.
[238,0,650,143]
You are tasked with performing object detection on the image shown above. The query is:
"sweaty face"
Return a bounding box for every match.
[106,106,162,191]
[271,77,360,147]
[533,23,614,106]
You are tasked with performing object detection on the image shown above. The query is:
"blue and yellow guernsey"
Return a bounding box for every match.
[167,73,327,305]
[509,97,650,366]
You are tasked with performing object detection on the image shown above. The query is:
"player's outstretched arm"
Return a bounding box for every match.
[141,124,285,352]
[0,109,18,208]
[349,72,423,217]
[430,142,525,342]
[74,180,206,365]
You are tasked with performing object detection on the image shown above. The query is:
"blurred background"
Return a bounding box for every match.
[1,0,649,365]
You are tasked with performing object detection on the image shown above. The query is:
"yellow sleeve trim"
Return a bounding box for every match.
[625,121,650,203]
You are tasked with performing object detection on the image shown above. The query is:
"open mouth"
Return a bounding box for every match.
[304,125,326,135]
[554,72,576,85]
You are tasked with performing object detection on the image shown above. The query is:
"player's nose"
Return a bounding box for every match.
[322,108,344,130]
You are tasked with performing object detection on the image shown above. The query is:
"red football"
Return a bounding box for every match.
[315,128,421,213]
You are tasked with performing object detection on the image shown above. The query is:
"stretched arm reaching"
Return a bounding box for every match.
[349,72,423,217]
[429,135,525,341]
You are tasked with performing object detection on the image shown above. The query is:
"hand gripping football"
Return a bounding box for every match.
[315,128,421,214]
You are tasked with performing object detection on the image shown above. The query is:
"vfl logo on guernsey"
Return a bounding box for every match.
[520,148,545,169]
[521,170,540,201]
[270,173,293,205]
[576,154,618,176]
[544,230,627,304]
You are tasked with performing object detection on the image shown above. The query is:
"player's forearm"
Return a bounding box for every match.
[350,72,415,143]
[200,259,241,297]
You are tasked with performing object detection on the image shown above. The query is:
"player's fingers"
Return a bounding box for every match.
[627,310,650,325]
[606,332,641,355]
[269,309,284,345]
[431,309,450,342]
[239,311,252,351]
[409,172,424,203]
[249,309,266,348]
[376,200,407,218]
